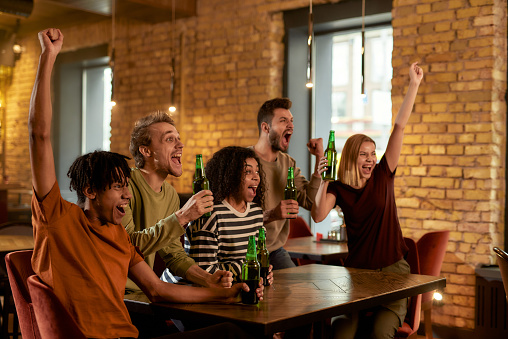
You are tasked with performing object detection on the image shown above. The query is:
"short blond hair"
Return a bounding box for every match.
[337,134,376,187]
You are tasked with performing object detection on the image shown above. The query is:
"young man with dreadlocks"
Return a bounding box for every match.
[29,28,262,339]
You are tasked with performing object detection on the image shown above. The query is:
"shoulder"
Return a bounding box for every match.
[375,156,395,177]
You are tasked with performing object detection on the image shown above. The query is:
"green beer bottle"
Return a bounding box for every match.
[241,235,260,304]
[192,154,211,217]
[284,167,297,201]
[257,228,270,286]
[284,167,297,216]
[322,130,337,181]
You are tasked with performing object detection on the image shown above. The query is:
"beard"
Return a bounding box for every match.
[269,129,288,152]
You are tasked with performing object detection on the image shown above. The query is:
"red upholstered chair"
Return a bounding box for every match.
[493,247,508,302]
[417,230,449,339]
[4,250,41,339]
[288,215,313,238]
[27,275,86,339]
[395,237,421,339]
[288,216,314,266]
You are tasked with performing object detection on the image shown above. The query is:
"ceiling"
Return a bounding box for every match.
[0,0,196,37]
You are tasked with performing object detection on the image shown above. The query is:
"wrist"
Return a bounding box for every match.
[175,210,190,226]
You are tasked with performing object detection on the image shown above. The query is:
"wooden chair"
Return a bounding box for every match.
[417,230,449,339]
[288,216,314,266]
[4,250,40,339]
[27,275,86,339]
[395,237,421,339]
[493,247,508,302]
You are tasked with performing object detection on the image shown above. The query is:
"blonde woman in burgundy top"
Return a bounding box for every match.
[312,63,423,339]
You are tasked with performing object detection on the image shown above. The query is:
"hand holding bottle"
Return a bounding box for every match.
[175,190,214,226]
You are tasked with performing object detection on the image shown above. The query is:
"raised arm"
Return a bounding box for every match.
[311,180,336,223]
[384,62,423,172]
[29,28,63,200]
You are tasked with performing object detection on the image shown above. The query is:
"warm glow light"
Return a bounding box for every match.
[306,82,313,88]
[433,292,443,301]
[110,101,116,108]
[168,106,176,113]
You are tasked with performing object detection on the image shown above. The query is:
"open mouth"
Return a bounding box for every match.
[362,165,373,175]
[249,186,258,196]
[171,153,182,165]
[116,203,128,214]
[282,130,292,146]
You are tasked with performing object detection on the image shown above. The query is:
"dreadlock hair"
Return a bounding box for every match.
[256,97,292,135]
[205,146,265,209]
[337,134,376,188]
[129,111,175,168]
[67,150,131,205]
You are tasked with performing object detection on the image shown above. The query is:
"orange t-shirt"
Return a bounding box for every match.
[31,182,144,338]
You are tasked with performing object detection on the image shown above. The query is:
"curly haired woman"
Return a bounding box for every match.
[188,146,273,285]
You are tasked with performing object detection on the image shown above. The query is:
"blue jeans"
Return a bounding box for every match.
[269,247,296,270]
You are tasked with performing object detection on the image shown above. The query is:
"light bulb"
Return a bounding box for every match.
[433,292,443,301]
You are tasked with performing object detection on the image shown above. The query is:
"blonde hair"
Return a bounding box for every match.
[337,134,376,187]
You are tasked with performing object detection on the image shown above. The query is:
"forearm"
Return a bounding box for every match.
[127,214,184,256]
[263,208,278,224]
[29,50,58,199]
[311,181,333,222]
[184,264,219,287]
[129,262,230,303]
[296,172,321,210]
[394,80,420,130]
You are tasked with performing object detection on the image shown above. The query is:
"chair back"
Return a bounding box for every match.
[417,230,449,304]
[27,275,86,339]
[4,250,41,339]
[494,247,508,301]
[395,237,422,338]
[288,216,313,238]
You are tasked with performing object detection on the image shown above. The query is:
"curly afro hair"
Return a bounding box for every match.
[205,146,265,209]
[67,150,131,205]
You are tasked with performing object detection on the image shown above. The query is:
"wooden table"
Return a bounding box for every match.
[284,236,348,265]
[125,264,446,338]
[0,235,34,254]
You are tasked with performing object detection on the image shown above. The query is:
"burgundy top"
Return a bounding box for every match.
[327,156,408,269]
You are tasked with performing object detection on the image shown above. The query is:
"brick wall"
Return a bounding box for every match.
[4,0,507,331]
[392,0,507,329]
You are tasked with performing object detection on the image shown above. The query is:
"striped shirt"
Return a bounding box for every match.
[187,200,264,281]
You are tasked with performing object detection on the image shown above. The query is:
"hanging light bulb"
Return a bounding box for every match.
[360,0,366,99]
[305,0,313,89]
[168,0,177,113]
[110,0,117,107]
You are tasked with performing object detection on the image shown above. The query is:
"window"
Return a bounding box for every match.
[53,45,111,202]
[284,1,393,234]
[314,26,393,236]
